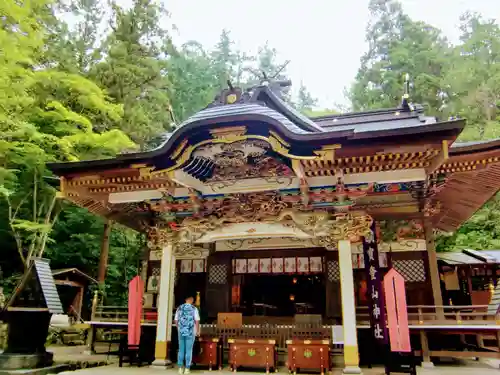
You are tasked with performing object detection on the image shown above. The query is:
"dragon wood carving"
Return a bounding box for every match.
[146,188,373,248]
[161,210,372,246]
[194,140,293,182]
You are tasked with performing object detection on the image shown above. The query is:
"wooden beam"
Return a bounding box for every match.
[7,307,49,311]
[54,279,82,287]
[292,160,309,206]
[426,140,449,175]
[423,218,445,318]
[291,159,306,179]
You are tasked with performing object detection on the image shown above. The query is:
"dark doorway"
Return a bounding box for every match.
[175,273,206,308]
[240,274,325,316]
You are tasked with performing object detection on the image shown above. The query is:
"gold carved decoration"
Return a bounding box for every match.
[423,199,441,217]
[175,208,372,246]
[138,131,318,179]
[313,213,373,250]
[201,140,294,182]
[146,202,372,250]
[210,126,247,141]
[171,139,189,160]
[314,144,342,162]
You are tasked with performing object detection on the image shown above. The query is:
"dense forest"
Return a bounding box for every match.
[1,0,500,304]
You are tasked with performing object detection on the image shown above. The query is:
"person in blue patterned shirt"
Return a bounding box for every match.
[174,296,200,374]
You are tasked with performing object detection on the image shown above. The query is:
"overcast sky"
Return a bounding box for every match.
[164,0,498,108]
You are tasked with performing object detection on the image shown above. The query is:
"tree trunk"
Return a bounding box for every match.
[98,220,113,284]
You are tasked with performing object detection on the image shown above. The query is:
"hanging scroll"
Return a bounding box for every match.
[362,222,388,344]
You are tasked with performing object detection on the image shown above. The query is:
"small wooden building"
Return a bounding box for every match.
[52,268,98,320]
[438,249,500,306]
[0,258,63,369]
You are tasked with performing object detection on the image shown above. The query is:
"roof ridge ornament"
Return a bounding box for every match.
[208,62,293,107]
[401,73,415,112]
[207,80,251,107]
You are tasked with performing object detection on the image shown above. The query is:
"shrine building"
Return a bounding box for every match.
[47,81,500,371]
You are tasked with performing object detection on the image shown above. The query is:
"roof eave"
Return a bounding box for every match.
[47,117,466,176]
[450,138,500,155]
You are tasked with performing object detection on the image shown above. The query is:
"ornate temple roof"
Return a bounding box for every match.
[311,104,445,135]
[48,84,465,175]
[46,82,500,234]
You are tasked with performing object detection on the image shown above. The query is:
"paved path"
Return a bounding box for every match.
[56,362,499,375]
[50,345,117,365]
[50,345,499,374]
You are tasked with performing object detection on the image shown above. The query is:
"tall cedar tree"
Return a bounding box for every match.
[349,0,450,114]
[91,0,173,148]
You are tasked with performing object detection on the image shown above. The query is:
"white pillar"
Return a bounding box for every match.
[152,243,174,367]
[166,255,176,342]
[338,239,362,374]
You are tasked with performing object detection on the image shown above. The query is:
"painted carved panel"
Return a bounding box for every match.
[309,257,322,272]
[284,257,297,273]
[180,259,206,273]
[247,258,259,273]
[297,257,309,273]
[272,258,284,273]
[192,140,294,183]
[259,258,272,273]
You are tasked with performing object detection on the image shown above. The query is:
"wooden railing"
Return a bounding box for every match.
[356,305,499,326]
[92,305,499,326]
[93,306,158,323]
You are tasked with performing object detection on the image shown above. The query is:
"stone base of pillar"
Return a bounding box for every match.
[343,366,362,374]
[151,359,173,368]
[421,361,434,369]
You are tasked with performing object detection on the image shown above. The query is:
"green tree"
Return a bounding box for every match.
[435,13,500,253]
[296,83,318,112]
[46,207,143,305]
[442,13,500,141]
[168,41,219,123]
[349,0,450,113]
[91,0,173,147]
[0,0,134,277]
[42,0,105,73]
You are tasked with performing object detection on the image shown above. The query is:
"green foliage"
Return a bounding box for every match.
[442,13,500,141]
[349,0,449,114]
[436,194,500,251]
[46,208,143,305]
[168,41,220,122]
[3,0,500,306]
[0,0,135,301]
[296,84,318,113]
[90,0,173,147]
[349,0,500,253]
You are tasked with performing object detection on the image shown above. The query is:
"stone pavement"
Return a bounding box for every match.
[50,346,499,374]
[50,345,117,366]
[56,361,499,375]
